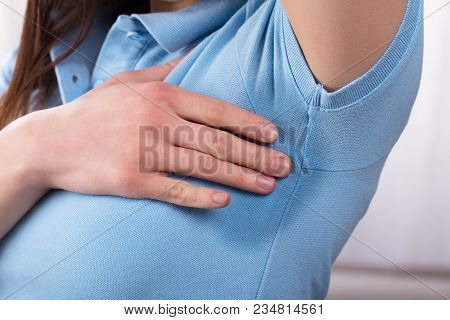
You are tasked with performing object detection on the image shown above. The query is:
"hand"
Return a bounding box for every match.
[24,57,292,209]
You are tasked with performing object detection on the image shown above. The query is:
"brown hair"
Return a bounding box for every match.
[0,0,149,129]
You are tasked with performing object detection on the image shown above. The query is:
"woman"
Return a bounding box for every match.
[0,0,423,299]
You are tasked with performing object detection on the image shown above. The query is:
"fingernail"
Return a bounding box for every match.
[212,192,228,205]
[260,123,278,141]
[271,157,291,175]
[257,175,275,191]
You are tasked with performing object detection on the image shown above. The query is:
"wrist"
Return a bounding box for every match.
[0,110,53,192]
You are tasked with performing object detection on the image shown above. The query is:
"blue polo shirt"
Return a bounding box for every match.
[0,0,423,299]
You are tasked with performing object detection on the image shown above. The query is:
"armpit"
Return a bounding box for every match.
[280,0,408,92]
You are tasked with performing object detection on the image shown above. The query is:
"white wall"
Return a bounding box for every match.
[0,1,448,273]
[0,0,25,59]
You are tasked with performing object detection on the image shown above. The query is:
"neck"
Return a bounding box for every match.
[150,0,198,12]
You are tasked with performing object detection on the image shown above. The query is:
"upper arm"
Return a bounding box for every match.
[279,0,407,91]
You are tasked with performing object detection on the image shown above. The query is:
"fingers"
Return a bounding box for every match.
[173,122,291,177]
[148,175,230,209]
[165,84,279,143]
[163,147,277,194]
[131,54,187,82]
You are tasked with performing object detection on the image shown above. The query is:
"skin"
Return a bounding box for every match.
[0,0,407,239]
[151,0,198,12]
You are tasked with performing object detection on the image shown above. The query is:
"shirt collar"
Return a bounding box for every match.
[49,0,247,103]
[49,11,114,104]
[132,0,247,53]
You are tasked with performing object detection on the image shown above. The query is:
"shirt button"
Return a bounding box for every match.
[127,31,144,41]
[93,79,104,88]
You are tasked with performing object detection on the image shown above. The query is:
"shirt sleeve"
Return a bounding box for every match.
[235,0,424,299]
[236,0,424,171]
[0,49,18,96]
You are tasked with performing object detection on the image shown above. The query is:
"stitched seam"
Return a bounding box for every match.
[305,154,389,174]
[255,174,303,299]
[234,28,258,114]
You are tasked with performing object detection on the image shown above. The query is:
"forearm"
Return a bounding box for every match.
[280,0,407,91]
[0,114,48,239]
